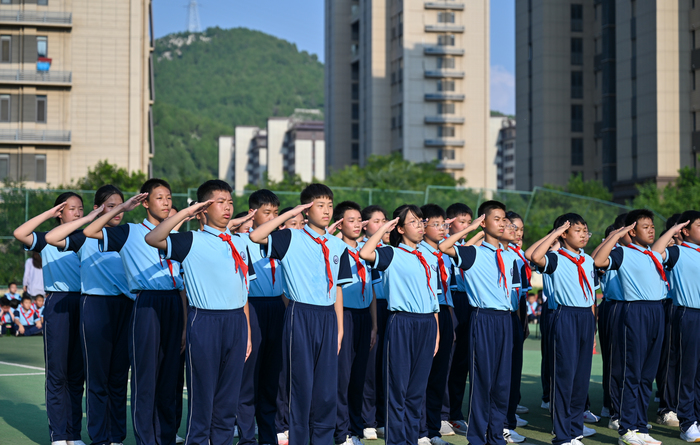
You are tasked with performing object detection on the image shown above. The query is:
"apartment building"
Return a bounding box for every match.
[492,116,516,189]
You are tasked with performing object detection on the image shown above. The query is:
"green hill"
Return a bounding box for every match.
[152,27,325,185]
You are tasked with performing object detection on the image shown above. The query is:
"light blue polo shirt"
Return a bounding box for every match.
[419,241,453,307]
[100,219,184,293]
[0,311,13,324]
[239,232,284,297]
[62,231,135,299]
[13,306,38,326]
[664,242,700,309]
[25,231,81,293]
[539,272,557,310]
[508,245,533,310]
[607,245,668,301]
[372,244,440,314]
[446,237,467,292]
[163,225,254,310]
[4,292,21,300]
[453,241,521,311]
[267,225,353,306]
[600,246,624,301]
[541,248,600,308]
[35,305,44,318]
[362,237,387,301]
[341,243,374,309]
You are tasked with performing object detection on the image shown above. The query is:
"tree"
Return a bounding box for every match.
[633,167,700,218]
[68,160,147,192]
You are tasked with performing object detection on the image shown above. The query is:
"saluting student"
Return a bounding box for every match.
[14,192,86,445]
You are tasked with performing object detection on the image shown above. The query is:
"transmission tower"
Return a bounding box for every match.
[187,0,201,33]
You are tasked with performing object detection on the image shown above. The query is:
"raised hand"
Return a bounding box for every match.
[122,193,148,212]
[328,218,343,234]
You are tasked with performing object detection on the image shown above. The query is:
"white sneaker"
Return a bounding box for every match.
[635,432,662,445]
[516,414,528,427]
[680,423,700,443]
[609,418,620,430]
[176,435,185,444]
[440,420,455,436]
[583,425,596,437]
[503,429,526,443]
[601,407,611,418]
[572,439,585,445]
[234,426,239,437]
[364,428,378,440]
[67,441,87,445]
[110,443,124,445]
[277,431,289,445]
[541,401,550,410]
[418,437,431,445]
[376,427,385,438]
[51,442,68,445]
[656,411,680,427]
[346,436,364,445]
[619,430,645,445]
[448,420,467,436]
[430,437,452,445]
[516,404,530,414]
[584,410,601,423]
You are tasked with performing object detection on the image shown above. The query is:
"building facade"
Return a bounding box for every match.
[326,0,495,189]
[492,116,516,189]
[0,0,154,187]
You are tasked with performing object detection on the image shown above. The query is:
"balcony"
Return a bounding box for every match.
[425,24,465,33]
[424,70,464,78]
[0,70,72,86]
[424,2,465,10]
[0,129,71,146]
[425,138,465,147]
[424,46,465,56]
[0,10,72,28]
[425,116,465,124]
[424,93,465,101]
[436,161,465,170]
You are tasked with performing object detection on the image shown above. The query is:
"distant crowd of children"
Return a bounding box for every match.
[0,281,45,337]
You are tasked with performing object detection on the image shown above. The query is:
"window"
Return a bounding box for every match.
[0,95,9,123]
[505,167,514,174]
[437,57,455,69]
[571,38,583,65]
[38,0,48,5]
[1,36,10,64]
[37,37,48,58]
[35,155,46,183]
[438,80,455,92]
[438,103,455,114]
[352,103,359,120]
[438,34,455,46]
[36,96,47,124]
[571,138,584,165]
[438,149,456,160]
[351,143,359,161]
[351,84,359,100]
[438,12,455,23]
[351,123,359,140]
[571,105,583,132]
[505,179,514,186]
[0,0,10,4]
[0,155,8,180]
[438,126,455,137]
[505,154,514,162]
[571,71,583,98]
[571,5,583,32]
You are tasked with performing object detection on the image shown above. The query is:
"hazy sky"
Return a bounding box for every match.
[153,0,515,115]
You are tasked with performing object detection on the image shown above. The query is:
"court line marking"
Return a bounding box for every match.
[0,372,44,377]
[0,361,45,371]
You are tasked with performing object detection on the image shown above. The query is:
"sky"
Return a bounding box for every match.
[153,0,516,115]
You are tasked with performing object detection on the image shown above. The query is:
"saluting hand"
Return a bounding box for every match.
[121,193,148,212]
[328,218,343,235]
[45,202,67,219]
[86,204,105,220]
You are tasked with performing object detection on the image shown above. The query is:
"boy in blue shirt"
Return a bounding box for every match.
[250,183,353,445]
[439,201,520,445]
[333,201,377,445]
[5,282,21,301]
[145,179,255,445]
[13,294,43,336]
[84,179,186,445]
[593,209,666,445]
[0,297,14,334]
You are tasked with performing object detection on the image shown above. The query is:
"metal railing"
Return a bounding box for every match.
[0,70,72,84]
[0,130,71,143]
[425,138,465,147]
[0,10,72,25]
[424,70,465,78]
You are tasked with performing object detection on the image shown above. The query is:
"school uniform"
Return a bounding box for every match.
[655,295,676,418]
[335,242,375,443]
[237,231,286,445]
[13,305,43,336]
[606,245,668,435]
[541,248,599,445]
[267,225,353,445]
[540,273,556,407]
[162,224,255,445]
[33,304,45,319]
[663,242,700,433]
[0,309,14,334]
[417,240,455,440]
[61,231,135,445]
[452,241,520,445]
[4,292,21,301]
[25,231,83,443]
[372,243,439,445]
[100,219,185,445]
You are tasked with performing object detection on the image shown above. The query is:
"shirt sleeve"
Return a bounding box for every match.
[372,246,395,272]
[24,232,47,253]
[542,252,558,274]
[13,309,19,319]
[520,263,532,290]
[162,232,194,263]
[454,245,477,270]
[267,229,293,260]
[336,248,353,285]
[511,259,521,288]
[99,224,130,253]
[664,246,680,270]
[371,268,381,283]
[607,247,624,271]
[246,247,256,281]
[62,230,87,253]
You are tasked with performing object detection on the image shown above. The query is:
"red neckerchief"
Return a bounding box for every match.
[558,249,593,302]
[141,222,177,288]
[528,301,537,314]
[428,248,449,296]
[626,244,669,290]
[398,246,435,297]
[348,250,367,300]
[496,247,508,295]
[19,307,34,325]
[0,310,11,324]
[511,244,532,282]
[217,233,249,287]
[303,228,333,296]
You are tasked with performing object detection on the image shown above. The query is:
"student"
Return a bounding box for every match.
[5,281,21,301]
[44,185,134,445]
[33,294,45,320]
[359,205,443,445]
[13,192,85,445]
[145,179,254,445]
[525,294,539,323]
[236,189,286,445]
[333,201,377,445]
[593,209,666,445]
[651,211,700,442]
[417,204,455,445]
[439,200,519,445]
[360,204,390,440]
[278,207,305,230]
[83,179,186,445]
[530,214,598,445]
[444,202,475,435]
[13,294,43,336]
[234,210,254,234]
[249,183,353,445]
[23,252,44,298]
[0,297,13,335]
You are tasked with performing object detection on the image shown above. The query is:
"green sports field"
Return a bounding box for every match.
[0,334,687,445]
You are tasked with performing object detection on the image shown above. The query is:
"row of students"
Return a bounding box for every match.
[0,294,43,336]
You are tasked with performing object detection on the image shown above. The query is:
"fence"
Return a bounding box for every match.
[0,186,665,287]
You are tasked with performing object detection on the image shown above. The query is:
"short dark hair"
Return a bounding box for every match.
[420,203,446,220]
[446,203,473,219]
[171,205,179,212]
[361,205,387,221]
[553,213,587,231]
[140,178,171,195]
[390,204,424,247]
[625,209,654,227]
[8,281,16,287]
[34,294,44,301]
[477,200,506,217]
[54,192,83,223]
[0,297,9,307]
[197,179,233,202]
[613,213,628,230]
[677,210,700,231]
[605,224,616,238]
[333,201,361,222]
[505,211,523,222]
[249,189,280,210]
[280,206,294,214]
[300,183,333,205]
[234,211,248,219]
[21,295,31,303]
[666,213,681,231]
[94,184,124,207]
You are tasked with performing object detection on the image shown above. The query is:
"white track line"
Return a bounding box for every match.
[0,360,45,371]
[0,372,45,377]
